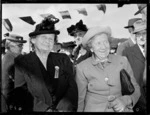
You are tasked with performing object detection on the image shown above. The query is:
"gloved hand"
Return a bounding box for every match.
[108,95,132,112]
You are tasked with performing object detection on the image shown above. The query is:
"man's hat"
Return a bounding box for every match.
[134,4,147,15]
[133,20,146,33]
[67,20,88,36]
[29,15,60,37]
[124,18,142,28]
[4,33,27,43]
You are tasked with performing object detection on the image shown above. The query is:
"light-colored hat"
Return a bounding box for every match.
[82,26,111,48]
[4,33,27,43]
[133,20,146,33]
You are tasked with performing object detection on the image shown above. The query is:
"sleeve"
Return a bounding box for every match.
[14,65,26,88]
[116,43,124,55]
[75,64,88,112]
[122,56,141,108]
[56,55,78,111]
[2,57,14,97]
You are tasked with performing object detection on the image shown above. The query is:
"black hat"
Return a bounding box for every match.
[29,15,60,37]
[67,20,88,36]
[4,33,27,43]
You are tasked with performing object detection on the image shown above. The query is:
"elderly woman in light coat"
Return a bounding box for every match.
[75,26,141,112]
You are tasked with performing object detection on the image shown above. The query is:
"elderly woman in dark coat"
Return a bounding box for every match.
[14,16,78,112]
[75,26,141,112]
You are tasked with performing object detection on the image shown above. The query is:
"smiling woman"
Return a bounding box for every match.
[6,15,79,112]
[75,26,141,112]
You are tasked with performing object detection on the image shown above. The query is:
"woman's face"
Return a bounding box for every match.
[74,31,85,46]
[91,33,110,59]
[32,34,55,53]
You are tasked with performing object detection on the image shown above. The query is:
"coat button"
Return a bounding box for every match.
[105,77,109,82]
[136,108,139,112]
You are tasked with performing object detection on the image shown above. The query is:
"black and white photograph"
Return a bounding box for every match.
[1,1,148,114]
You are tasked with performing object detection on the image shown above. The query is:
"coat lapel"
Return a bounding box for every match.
[132,44,145,63]
[27,52,53,106]
[128,38,134,47]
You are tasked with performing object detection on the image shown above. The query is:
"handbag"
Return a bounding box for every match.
[120,69,135,95]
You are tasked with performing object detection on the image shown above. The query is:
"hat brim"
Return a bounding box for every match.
[82,26,111,48]
[124,26,133,29]
[6,39,27,43]
[133,26,146,33]
[134,5,146,15]
[29,30,60,37]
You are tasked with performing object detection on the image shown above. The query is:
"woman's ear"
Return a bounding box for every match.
[31,38,36,44]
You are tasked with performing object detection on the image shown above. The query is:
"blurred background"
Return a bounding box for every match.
[2,4,141,53]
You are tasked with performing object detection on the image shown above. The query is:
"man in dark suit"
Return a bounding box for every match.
[134,3,147,98]
[116,18,142,55]
[1,33,27,112]
[122,20,146,113]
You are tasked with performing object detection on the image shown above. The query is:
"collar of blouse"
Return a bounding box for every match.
[91,54,113,66]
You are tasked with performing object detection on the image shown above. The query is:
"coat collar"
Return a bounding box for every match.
[132,44,145,63]
[15,51,53,106]
[91,54,112,66]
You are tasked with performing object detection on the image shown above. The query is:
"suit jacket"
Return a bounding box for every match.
[116,38,134,55]
[1,51,18,112]
[122,44,146,112]
[76,54,140,112]
[14,52,78,112]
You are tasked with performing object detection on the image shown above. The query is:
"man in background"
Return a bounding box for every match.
[122,20,146,113]
[116,18,142,55]
[1,33,27,112]
[135,3,147,97]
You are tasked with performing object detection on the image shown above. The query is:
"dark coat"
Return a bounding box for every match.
[122,44,146,112]
[72,45,92,65]
[116,38,134,55]
[1,51,17,112]
[14,52,78,112]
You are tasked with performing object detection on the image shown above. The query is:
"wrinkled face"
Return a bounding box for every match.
[91,33,110,60]
[74,31,86,45]
[135,29,146,46]
[141,7,147,22]
[32,34,55,53]
[10,42,23,54]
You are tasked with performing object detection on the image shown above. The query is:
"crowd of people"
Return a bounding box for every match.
[1,4,147,113]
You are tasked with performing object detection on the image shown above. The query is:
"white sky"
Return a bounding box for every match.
[2,4,141,53]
